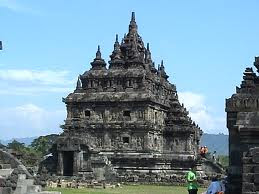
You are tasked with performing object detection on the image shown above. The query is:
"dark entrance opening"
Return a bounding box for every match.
[63,151,74,176]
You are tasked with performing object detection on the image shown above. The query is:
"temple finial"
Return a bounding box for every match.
[147,43,150,51]
[161,60,164,67]
[254,56,259,73]
[91,45,106,70]
[96,45,101,59]
[76,75,82,89]
[129,12,137,33]
[116,34,118,42]
[131,12,135,22]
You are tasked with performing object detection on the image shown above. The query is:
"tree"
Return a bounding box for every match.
[7,140,25,151]
[30,134,58,156]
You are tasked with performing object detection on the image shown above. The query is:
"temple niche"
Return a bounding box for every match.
[54,12,202,181]
[226,57,259,194]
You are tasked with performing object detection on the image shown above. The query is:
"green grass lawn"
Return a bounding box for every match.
[47,185,206,194]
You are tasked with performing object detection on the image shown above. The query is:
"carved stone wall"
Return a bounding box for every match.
[242,147,259,193]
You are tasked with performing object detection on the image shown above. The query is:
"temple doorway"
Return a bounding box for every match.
[63,151,74,176]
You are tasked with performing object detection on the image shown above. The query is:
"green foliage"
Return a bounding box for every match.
[30,134,58,156]
[7,140,25,151]
[3,134,58,167]
[7,140,40,166]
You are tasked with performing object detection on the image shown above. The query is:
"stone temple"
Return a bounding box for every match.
[226,57,259,194]
[54,12,202,181]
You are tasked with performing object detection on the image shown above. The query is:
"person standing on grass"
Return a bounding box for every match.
[206,175,225,194]
[186,164,198,194]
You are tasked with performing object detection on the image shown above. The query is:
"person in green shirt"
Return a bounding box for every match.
[186,164,198,194]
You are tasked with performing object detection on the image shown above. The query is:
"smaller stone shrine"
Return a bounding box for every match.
[226,57,259,194]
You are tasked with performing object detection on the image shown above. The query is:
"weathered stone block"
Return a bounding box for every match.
[18,174,26,180]
[243,157,252,164]
[254,166,259,173]
[250,147,259,155]
[17,178,34,186]
[254,173,259,183]
[0,169,13,177]
[243,173,254,183]
[13,185,27,194]
[243,182,255,192]
[1,164,11,169]
[27,185,42,192]
[0,187,12,194]
[252,153,259,164]
[243,165,254,173]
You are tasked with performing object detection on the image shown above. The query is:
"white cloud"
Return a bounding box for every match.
[0,104,65,139]
[0,86,73,95]
[0,69,76,95]
[0,69,74,85]
[178,91,227,134]
[0,0,40,14]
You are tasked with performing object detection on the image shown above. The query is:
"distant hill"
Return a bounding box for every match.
[1,133,229,155]
[0,137,37,146]
[200,133,228,155]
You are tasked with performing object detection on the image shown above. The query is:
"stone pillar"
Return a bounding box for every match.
[57,151,63,175]
[228,127,242,194]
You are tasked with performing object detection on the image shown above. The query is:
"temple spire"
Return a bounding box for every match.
[115,34,118,42]
[129,12,138,34]
[254,56,259,73]
[145,43,152,64]
[96,45,101,59]
[91,45,106,70]
[120,12,145,65]
[159,60,169,80]
[76,75,82,89]
[110,34,122,60]
[131,12,135,21]
[109,35,124,68]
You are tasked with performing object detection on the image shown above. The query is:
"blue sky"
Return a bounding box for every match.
[1,0,259,139]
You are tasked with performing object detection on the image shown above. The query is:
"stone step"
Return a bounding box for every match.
[27,185,42,193]
[13,185,27,194]
[0,164,11,169]
[0,169,13,177]
[18,174,26,180]
[17,178,34,187]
